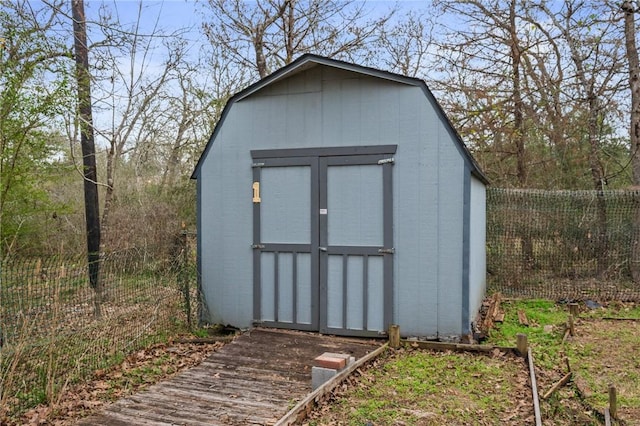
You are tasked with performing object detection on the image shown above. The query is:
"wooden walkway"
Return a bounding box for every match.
[78,328,382,426]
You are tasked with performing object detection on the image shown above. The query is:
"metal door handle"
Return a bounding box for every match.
[319,247,327,252]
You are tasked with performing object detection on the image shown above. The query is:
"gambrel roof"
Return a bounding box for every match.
[192,53,488,184]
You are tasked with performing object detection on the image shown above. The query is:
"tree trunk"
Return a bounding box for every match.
[100,143,115,251]
[254,26,268,78]
[72,0,102,318]
[586,95,609,277]
[554,0,610,279]
[509,0,533,270]
[623,0,640,283]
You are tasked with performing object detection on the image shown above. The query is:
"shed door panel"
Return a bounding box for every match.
[253,160,318,330]
[320,160,391,336]
[252,149,393,337]
[261,166,310,243]
[325,255,384,331]
[327,165,383,246]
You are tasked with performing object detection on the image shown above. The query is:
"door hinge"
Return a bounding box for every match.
[251,244,265,249]
[252,162,265,168]
[378,248,395,254]
[378,157,395,165]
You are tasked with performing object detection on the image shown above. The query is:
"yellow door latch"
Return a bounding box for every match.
[252,182,261,203]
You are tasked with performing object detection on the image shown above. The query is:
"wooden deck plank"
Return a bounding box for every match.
[78,329,382,426]
[79,409,184,426]
[97,404,232,426]
[201,350,315,368]
[138,384,289,410]
[125,392,276,423]
[97,388,280,425]
[177,364,310,387]
[173,369,304,389]
[168,376,306,402]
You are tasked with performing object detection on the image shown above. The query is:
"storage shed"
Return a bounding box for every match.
[191,54,488,339]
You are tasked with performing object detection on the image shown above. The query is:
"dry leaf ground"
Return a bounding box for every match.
[16,338,225,426]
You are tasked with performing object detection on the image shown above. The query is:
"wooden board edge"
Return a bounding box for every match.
[274,343,389,426]
[402,339,516,355]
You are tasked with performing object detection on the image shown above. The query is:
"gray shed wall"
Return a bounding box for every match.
[469,176,487,324]
[198,64,479,337]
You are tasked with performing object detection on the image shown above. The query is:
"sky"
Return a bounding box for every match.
[81,0,429,35]
[89,0,203,31]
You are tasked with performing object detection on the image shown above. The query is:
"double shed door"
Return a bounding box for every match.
[251,146,395,337]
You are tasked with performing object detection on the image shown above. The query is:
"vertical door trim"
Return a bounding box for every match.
[310,158,320,328]
[383,161,394,333]
[318,157,329,333]
[252,166,262,322]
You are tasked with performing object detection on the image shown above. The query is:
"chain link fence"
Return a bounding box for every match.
[487,188,640,301]
[0,234,198,419]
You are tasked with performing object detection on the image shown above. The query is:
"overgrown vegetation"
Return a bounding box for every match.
[14,338,225,425]
[0,245,198,422]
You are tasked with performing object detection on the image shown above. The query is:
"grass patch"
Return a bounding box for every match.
[487,299,569,369]
[309,347,530,425]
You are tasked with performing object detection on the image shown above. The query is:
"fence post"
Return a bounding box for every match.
[568,303,579,317]
[389,324,400,348]
[516,333,528,357]
[179,222,192,330]
[609,384,618,419]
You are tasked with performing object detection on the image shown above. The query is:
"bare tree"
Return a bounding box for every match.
[536,1,627,276]
[433,0,630,275]
[156,63,226,192]
[201,0,394,80]
[77,2,192,249]
[433,0,533,186]
[537,2,625,192]
[434,1,627,190]
[376,9,437,78]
